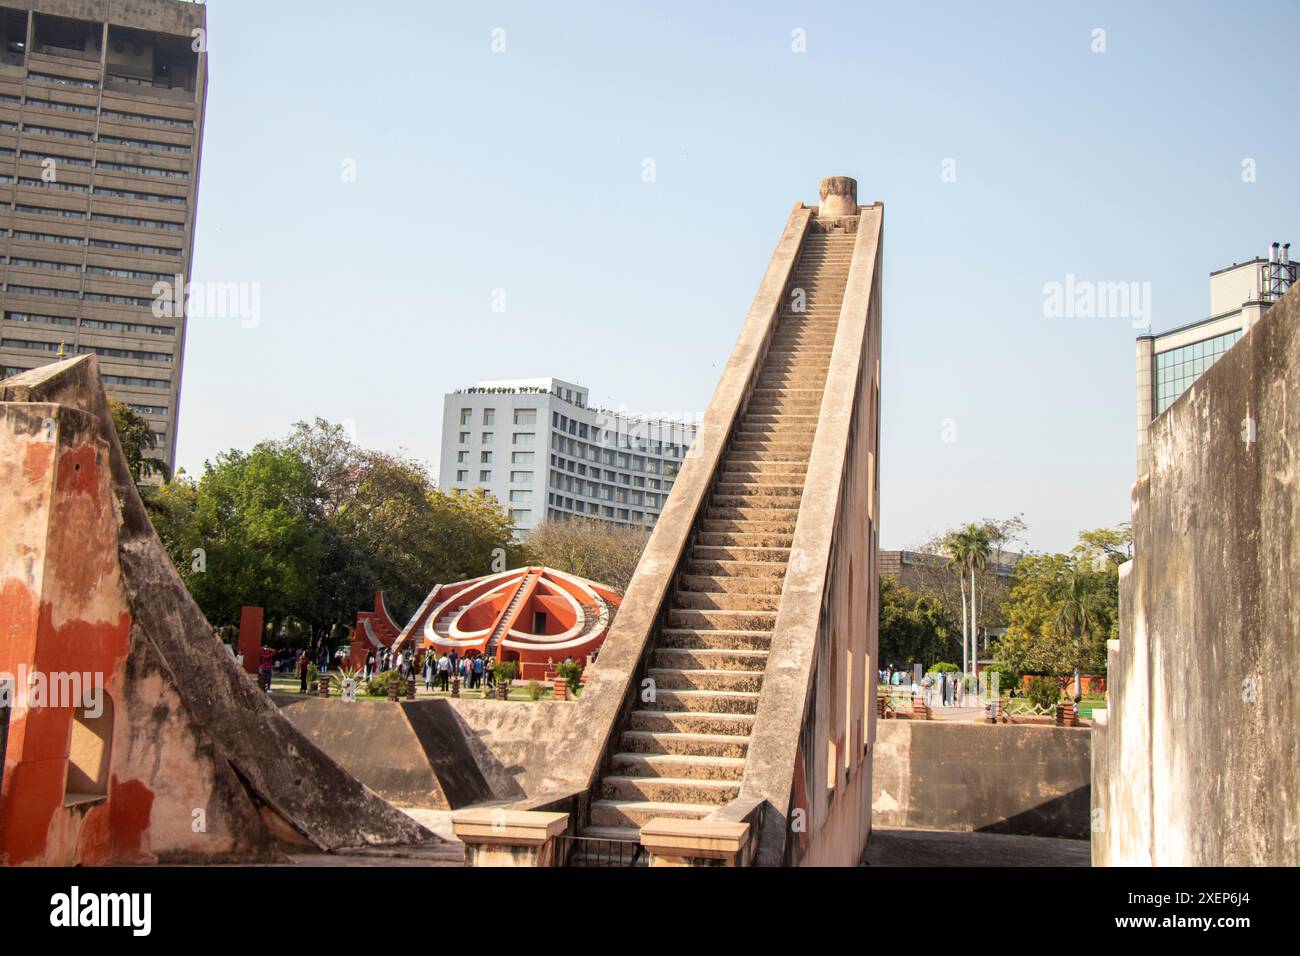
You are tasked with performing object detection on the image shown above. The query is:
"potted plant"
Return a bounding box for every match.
[555,660,583,696]
[495,661,519,700]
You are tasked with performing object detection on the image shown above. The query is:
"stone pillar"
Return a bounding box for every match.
[451,675,460,698]
[451,809,569,867]
[818,176,858,218]
[317,675,330,699]
[1135,334,1155,477]
[552,679,568,701]
[237,606,263,676]
[387,677,399,702]
[640,817,752,866]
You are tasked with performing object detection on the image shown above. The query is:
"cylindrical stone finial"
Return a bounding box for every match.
[818,176,858,218]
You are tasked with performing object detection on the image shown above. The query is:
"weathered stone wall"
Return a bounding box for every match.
[873,721,1091,839]
[277,695,578,808]
[0,401,272,863]
[1093,285,1300,866]
[0,358,437,864]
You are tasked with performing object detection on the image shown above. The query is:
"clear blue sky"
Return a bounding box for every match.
[178,0,1300,555]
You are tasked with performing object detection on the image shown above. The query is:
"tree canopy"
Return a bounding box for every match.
[994,525,1127,678]
[143,419,518,649]
[109,399,170,483]
[519,518,650,592]
[878,575,959,669]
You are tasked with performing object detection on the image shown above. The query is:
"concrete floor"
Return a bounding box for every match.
[862,826,1090,867]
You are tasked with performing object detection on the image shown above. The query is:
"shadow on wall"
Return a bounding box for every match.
[276,696,581,810]
[872,721,1091,840]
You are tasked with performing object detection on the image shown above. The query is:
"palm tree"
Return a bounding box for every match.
[966,523,991,681]
[942,530,971,677]
[942,523,992,682]
[1053,561,1100,703]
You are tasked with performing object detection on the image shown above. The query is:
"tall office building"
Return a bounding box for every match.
[0,0,207,473]
[440,377,698,535]
[1136,243,1294,475]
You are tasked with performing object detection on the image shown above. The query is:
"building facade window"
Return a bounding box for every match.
[1154,329,1242,414]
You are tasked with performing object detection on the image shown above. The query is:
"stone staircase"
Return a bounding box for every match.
[484,569,536,658]
[575,223,856,857]
[433,604,470,640]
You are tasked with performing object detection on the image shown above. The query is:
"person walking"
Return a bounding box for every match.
[258,646,275,693]
[438,653,450,691]
[472,654,484,689]
[485,657,495,689]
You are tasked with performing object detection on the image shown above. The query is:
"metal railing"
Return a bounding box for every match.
[557,834,646,867]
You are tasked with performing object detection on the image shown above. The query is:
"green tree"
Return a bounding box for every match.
[878,575,959,670]
[996,526,1121,682]
[942,522,991,679]
[110,399,170,483]
[142,419,520,653]
[184,444,325,634]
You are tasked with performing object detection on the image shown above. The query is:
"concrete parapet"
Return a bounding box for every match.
[641,816,752,866]
[452,808,568,867]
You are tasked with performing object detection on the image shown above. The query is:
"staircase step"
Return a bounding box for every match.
[722,447,813,463]
[702,515,800,530]
[589,799,715,829]
[714,482,804,497]
[601,775,740,804]
[682,558,786,578]
[651,646,770,670]
[698,517,798,534]
[641,687,761,714]
[668,606,778,631]
[658,628,773,651]
[628,708,757,734]
[690,545,791,563]
[694,532,794,550]
[620,729,750,758]
[577,825,643,842]
[609,752,747,781]
[672,589,780,612]
[679,572,785,594]
[646,666,764,693]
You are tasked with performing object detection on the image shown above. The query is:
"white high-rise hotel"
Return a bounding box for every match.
[440,377,698,534]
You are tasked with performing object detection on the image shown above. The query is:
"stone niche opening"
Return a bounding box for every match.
[64,694,114,806]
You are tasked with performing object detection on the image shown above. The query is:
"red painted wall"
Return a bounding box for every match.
[237,606,263,675]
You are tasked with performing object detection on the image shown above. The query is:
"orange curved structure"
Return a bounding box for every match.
[347,591,402,669]
[417,567,620,680]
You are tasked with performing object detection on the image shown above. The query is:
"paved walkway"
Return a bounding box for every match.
[862,826,1090,867]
